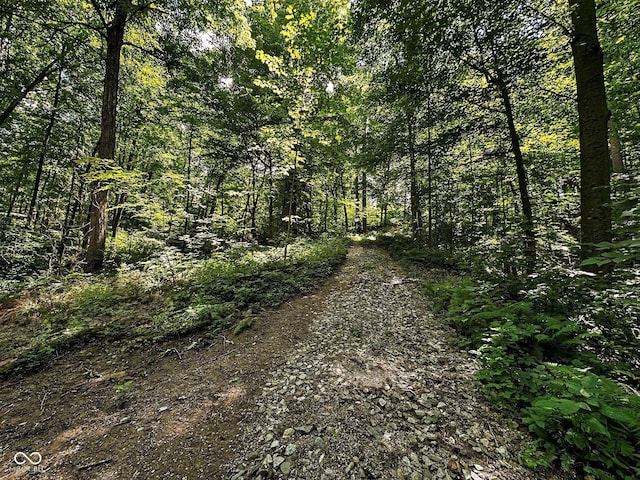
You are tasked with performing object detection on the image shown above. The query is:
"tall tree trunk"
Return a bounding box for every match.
[184,128,193,235]
[34,169,53,225]
[27,67,62,227]
[354,173,361,233]
[496,75,537,273]
[85,0,130,272]
[111,192,127,238]
[427,100,433,247]
[569,0,612,263]
[111,145,135,238]
[4,164,27,225]
[362,171,367,234]
[340,173,349,233]
[322,190,329,233]
[332,182,339,230]
[250,160,266,239]
[408,117,422,238]
[608,117,625,173]
[266,153,275,236]
[58,131,91,263]
[283,150,298,260]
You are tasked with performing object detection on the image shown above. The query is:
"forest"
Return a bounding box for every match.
[1,0,639,479]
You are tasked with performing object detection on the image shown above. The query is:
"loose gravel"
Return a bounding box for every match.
[224,245,543,480]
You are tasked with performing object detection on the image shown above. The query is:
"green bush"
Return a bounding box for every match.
[524,365,640,479]
[106,230,165,265]
[393,244,639,480]
[373,233,462,271]
[420,278,474,314]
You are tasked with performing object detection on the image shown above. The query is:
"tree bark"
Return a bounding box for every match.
[354,173,361,233]
[408,116,422,238]
[496,75,537,274]
[4,164,27,225]
[361,171,367,234]
[568,0,612,262]
[85,0,130,272]
[426,100,433,247]
[340,173,349,233]
[27,67,63,226]
[608,117,625,173]
[184,128,193,235]
[267,154,275,235]
[283,148,297,260]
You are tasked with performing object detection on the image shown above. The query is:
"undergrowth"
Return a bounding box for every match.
[0,237,350,378]
[378,234,640,480]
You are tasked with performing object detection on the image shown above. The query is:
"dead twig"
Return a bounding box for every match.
[40,392,49,415]
[77,458,111,470]
[0,403,14,416]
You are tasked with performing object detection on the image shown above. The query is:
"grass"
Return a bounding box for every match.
[0,237,350,378]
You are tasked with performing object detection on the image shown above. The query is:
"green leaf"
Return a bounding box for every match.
[601,406,639,425]
[580,257,611,267]
[585,417,610,437]
[557,399,582,415]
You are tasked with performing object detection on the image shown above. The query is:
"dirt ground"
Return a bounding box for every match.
[0,246,563,480]
[1,264,333,479]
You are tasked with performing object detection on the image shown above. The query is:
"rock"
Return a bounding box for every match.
[295,424,314,434]
[285,443,297,456]
[218,248,535,480]
[280,460,292,475]
[367,426,382,439]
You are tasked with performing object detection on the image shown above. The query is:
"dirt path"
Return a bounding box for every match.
[1,245,544,480]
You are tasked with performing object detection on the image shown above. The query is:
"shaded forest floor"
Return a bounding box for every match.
[1,245,566,479]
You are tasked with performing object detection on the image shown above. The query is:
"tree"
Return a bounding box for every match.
[85,0,132,272]
[568,0,612,262]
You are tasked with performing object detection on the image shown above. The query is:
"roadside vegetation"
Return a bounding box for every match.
[0,237,350,378]
[378,233,640,480]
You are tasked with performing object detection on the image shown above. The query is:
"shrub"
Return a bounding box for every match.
[106,230,165,265]
[524,365,640,479]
